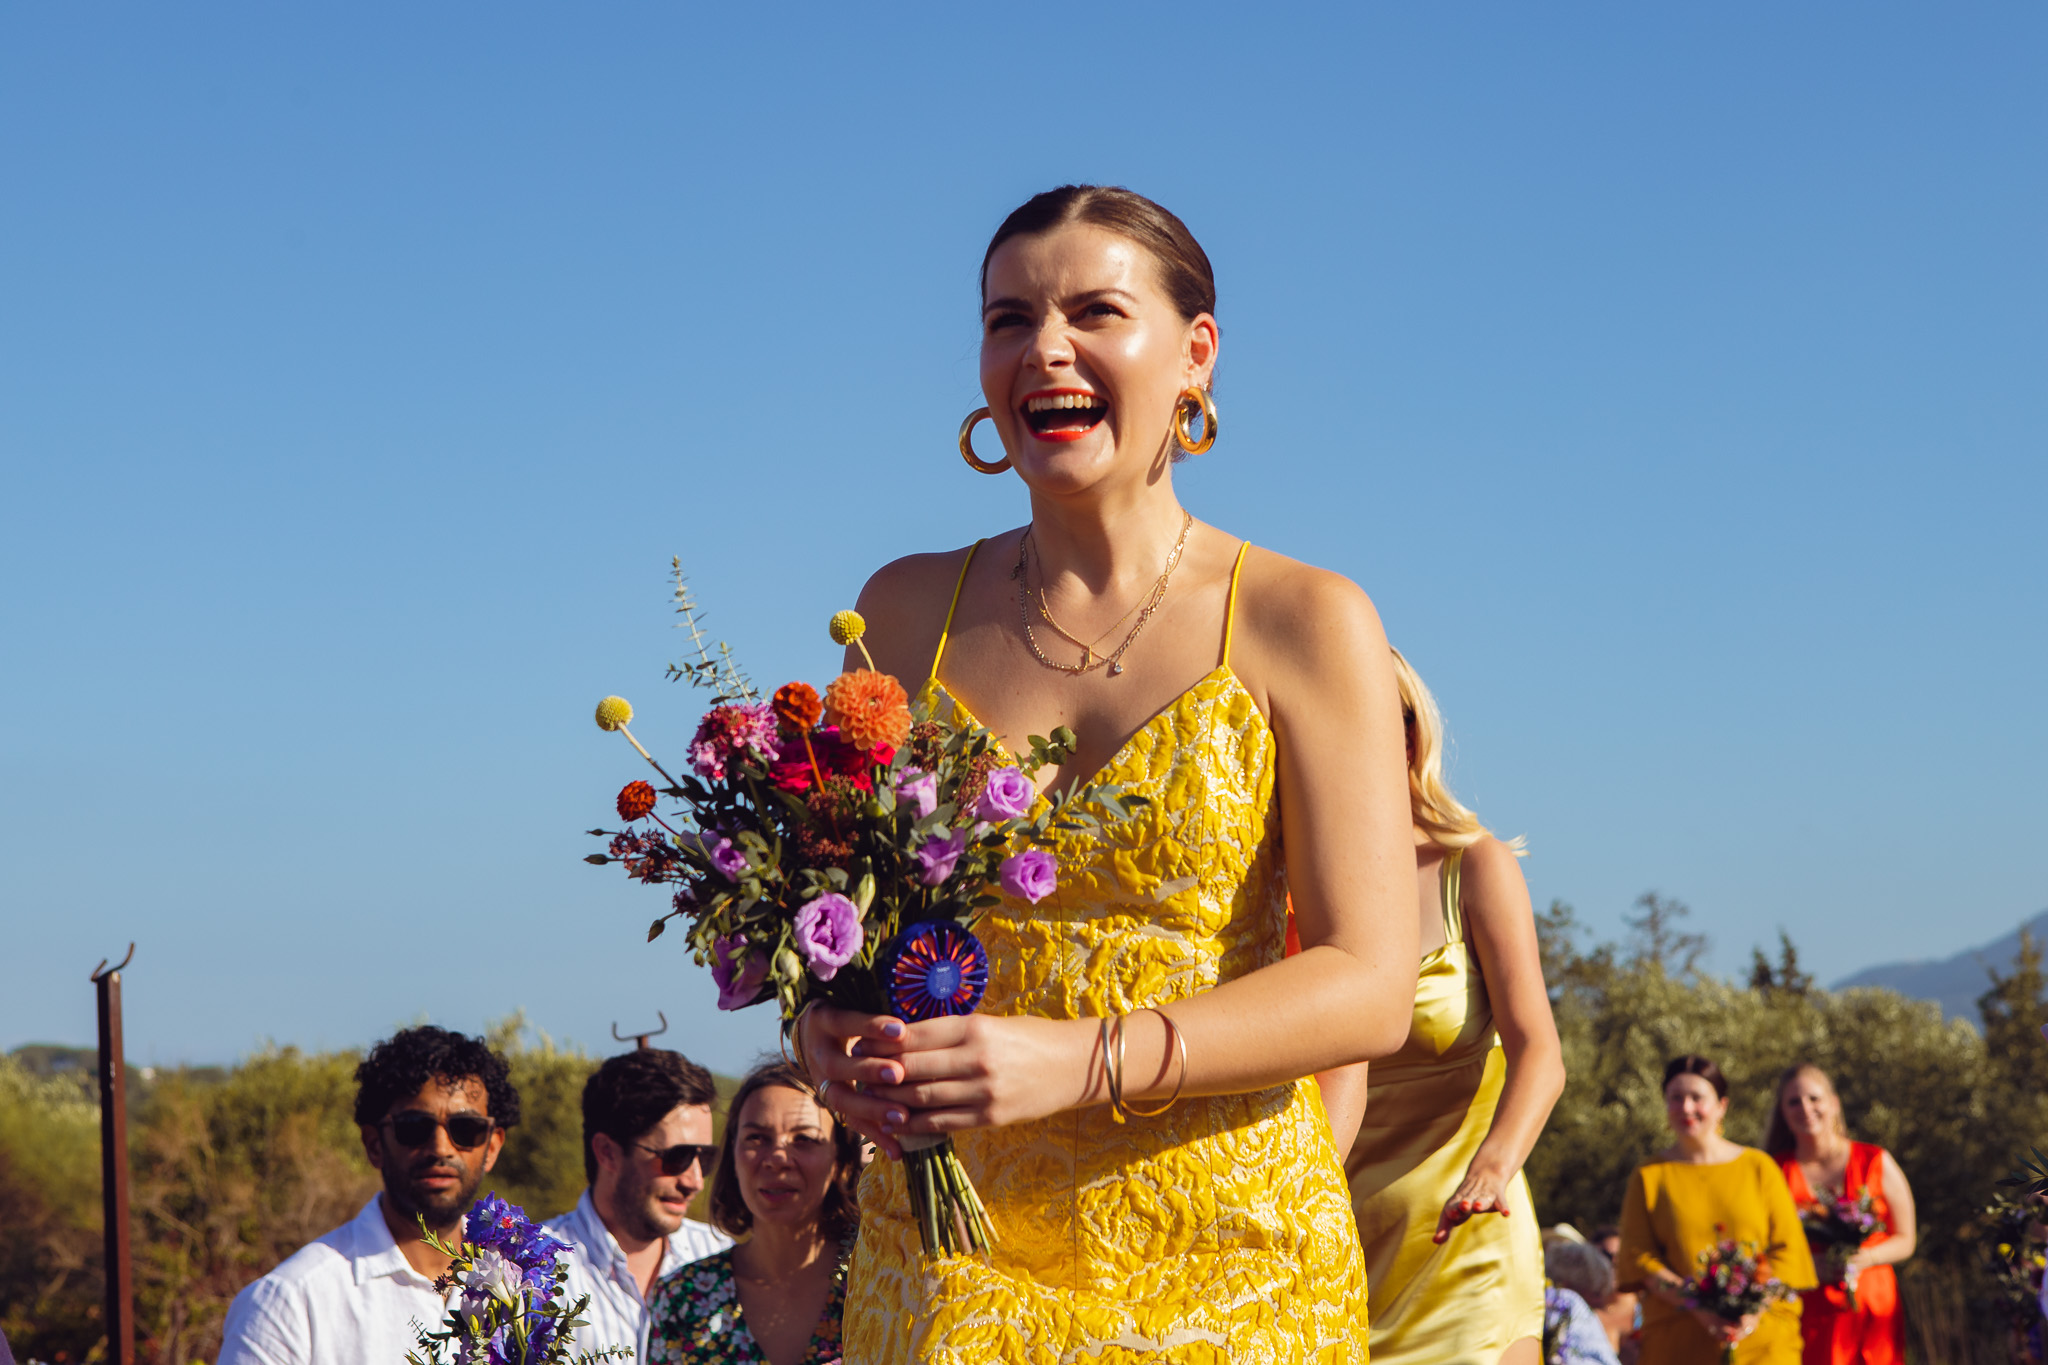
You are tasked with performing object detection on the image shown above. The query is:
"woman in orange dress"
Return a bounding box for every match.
[1616,1055,1816,1365]
[1764,1065,1917,1365]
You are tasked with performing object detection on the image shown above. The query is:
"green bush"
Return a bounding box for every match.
[1529,900,2048,1363]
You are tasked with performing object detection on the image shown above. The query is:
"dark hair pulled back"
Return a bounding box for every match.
[980,185,1216,324]
[1662,1053,1729,1100]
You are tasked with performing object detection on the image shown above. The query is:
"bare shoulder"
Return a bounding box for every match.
[1460,836,1531,906]
[1230,543,1388,679]
[852,544,986,683]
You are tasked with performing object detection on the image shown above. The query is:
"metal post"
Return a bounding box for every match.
[91,944,136,1365]
[611,1010,668,1050]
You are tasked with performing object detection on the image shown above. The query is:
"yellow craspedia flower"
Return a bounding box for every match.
[829,610,867,646]
[594,696,634,732]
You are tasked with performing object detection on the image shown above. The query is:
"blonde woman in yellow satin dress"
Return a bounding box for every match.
[796,185,1420,1363]
[1343,649,1565,1365]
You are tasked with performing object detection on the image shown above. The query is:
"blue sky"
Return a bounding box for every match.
[3,5,2042,1077]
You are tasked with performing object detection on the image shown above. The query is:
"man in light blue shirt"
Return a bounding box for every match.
[546,1049,731,1359]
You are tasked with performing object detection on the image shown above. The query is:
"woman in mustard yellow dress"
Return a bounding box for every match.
[1617,1056,1818,1365]
[797,185,1421,1363]
[1343,648,1564,1365]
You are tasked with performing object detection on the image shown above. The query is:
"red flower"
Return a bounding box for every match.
[772,681,823,732]
[616,780,658,821]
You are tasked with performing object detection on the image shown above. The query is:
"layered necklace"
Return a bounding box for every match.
[1014,511,1193,676]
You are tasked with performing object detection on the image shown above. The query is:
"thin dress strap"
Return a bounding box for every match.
[1220,541,1252,668]
[929,539,984,683]
[1439,848,1465,945]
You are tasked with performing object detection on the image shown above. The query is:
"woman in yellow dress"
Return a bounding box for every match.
[1344,648,1565,1365]
[798,184,1420,1363]
[1617,1056,1817,1364]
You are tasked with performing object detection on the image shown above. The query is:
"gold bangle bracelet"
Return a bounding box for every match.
[1118,1008,1188,1119]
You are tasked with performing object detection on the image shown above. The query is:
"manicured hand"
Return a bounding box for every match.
[1432,1167,1512,1243]
[856,1011,1092,1137]
[800,1004,914,1160]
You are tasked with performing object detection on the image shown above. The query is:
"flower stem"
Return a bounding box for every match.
[617,724,685,792]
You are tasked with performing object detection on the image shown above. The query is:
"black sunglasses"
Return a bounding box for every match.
[635,1141,719,1176]
[383,1111,496,1150]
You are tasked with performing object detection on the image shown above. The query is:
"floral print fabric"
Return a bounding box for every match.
[647,1248,845,1365]
[841,668,1371,1364]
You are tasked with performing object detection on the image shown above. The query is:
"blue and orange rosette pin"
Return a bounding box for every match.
[883,921,989,1022]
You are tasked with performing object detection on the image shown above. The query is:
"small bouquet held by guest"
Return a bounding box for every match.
[1681,1230,1793,1364]
[406,1193,623,1365]
[586,588,1144,1258]
[1798,1186,1881,1309]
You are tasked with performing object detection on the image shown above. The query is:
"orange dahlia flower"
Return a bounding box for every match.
[823,669,911,753]
[616,780,658,821]
[772,681,824,733]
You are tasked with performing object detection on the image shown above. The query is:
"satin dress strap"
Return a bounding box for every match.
[928,538,985,684]
[1220,540,1250,667]
[1439,848,1465,948]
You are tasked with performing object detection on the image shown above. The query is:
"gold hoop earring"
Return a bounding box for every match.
[1173,386,1218,456]
[958,407,1011,474]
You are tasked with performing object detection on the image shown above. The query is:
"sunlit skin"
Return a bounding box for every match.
[1641,1074,1756,1348]
[359,1077,504,1281]
[1777,1069,1917,1283]
[591,1101,714,1298]
[728,1086,843,1365]
[799,219,1418,1160]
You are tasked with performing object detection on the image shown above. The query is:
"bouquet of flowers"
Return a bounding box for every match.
[1680,1230,1793,1364]
[586,585,1144,1258]
[1799,1186,1880,1309]
[406,1193,623,1365]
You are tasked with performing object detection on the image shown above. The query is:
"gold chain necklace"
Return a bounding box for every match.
[1026,528,1146,660]
[1013,511,1193,676]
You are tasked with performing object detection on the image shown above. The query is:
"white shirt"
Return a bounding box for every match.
[545,1189,732,1359]
[218,1194,452,1365]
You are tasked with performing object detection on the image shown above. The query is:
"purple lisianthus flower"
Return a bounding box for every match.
[976,766,1034,820]
[794,893,864,981]
[710,934,769,1011]
[707,836,748,881]
[896,768,938,818]
[915,829,968,886]
[1000,848,1059,903]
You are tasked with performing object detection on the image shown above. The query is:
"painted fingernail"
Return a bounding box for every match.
[850,1041,868,1058]
[886,1108,907,1125]
[880,1021,903,1038]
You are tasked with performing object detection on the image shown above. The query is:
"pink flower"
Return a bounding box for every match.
[1000,849,1058,903]
[793,893,864,981]
[896,769,938,818]
[689,704,780,781]
[916,830,967,887]
[976,766,1034,820]
[710,934,768,1011]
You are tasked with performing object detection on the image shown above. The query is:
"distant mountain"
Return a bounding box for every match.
[1832,908,2048,1026]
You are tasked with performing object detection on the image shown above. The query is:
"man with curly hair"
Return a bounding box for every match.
[545,1047,730,1359]
[219,1025,521,1364]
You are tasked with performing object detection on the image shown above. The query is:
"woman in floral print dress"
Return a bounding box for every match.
[647,1062,861,1365]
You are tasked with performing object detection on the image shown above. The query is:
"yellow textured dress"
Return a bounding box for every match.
[1344,849,1545,1365]
[1615,1148,1817,1365]
[843,542,1371,1365]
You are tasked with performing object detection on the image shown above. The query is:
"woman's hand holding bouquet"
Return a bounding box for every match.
[1680,1230,1793,1364]
[1799,1187,1881,1308]
[587,598,1144,1257]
